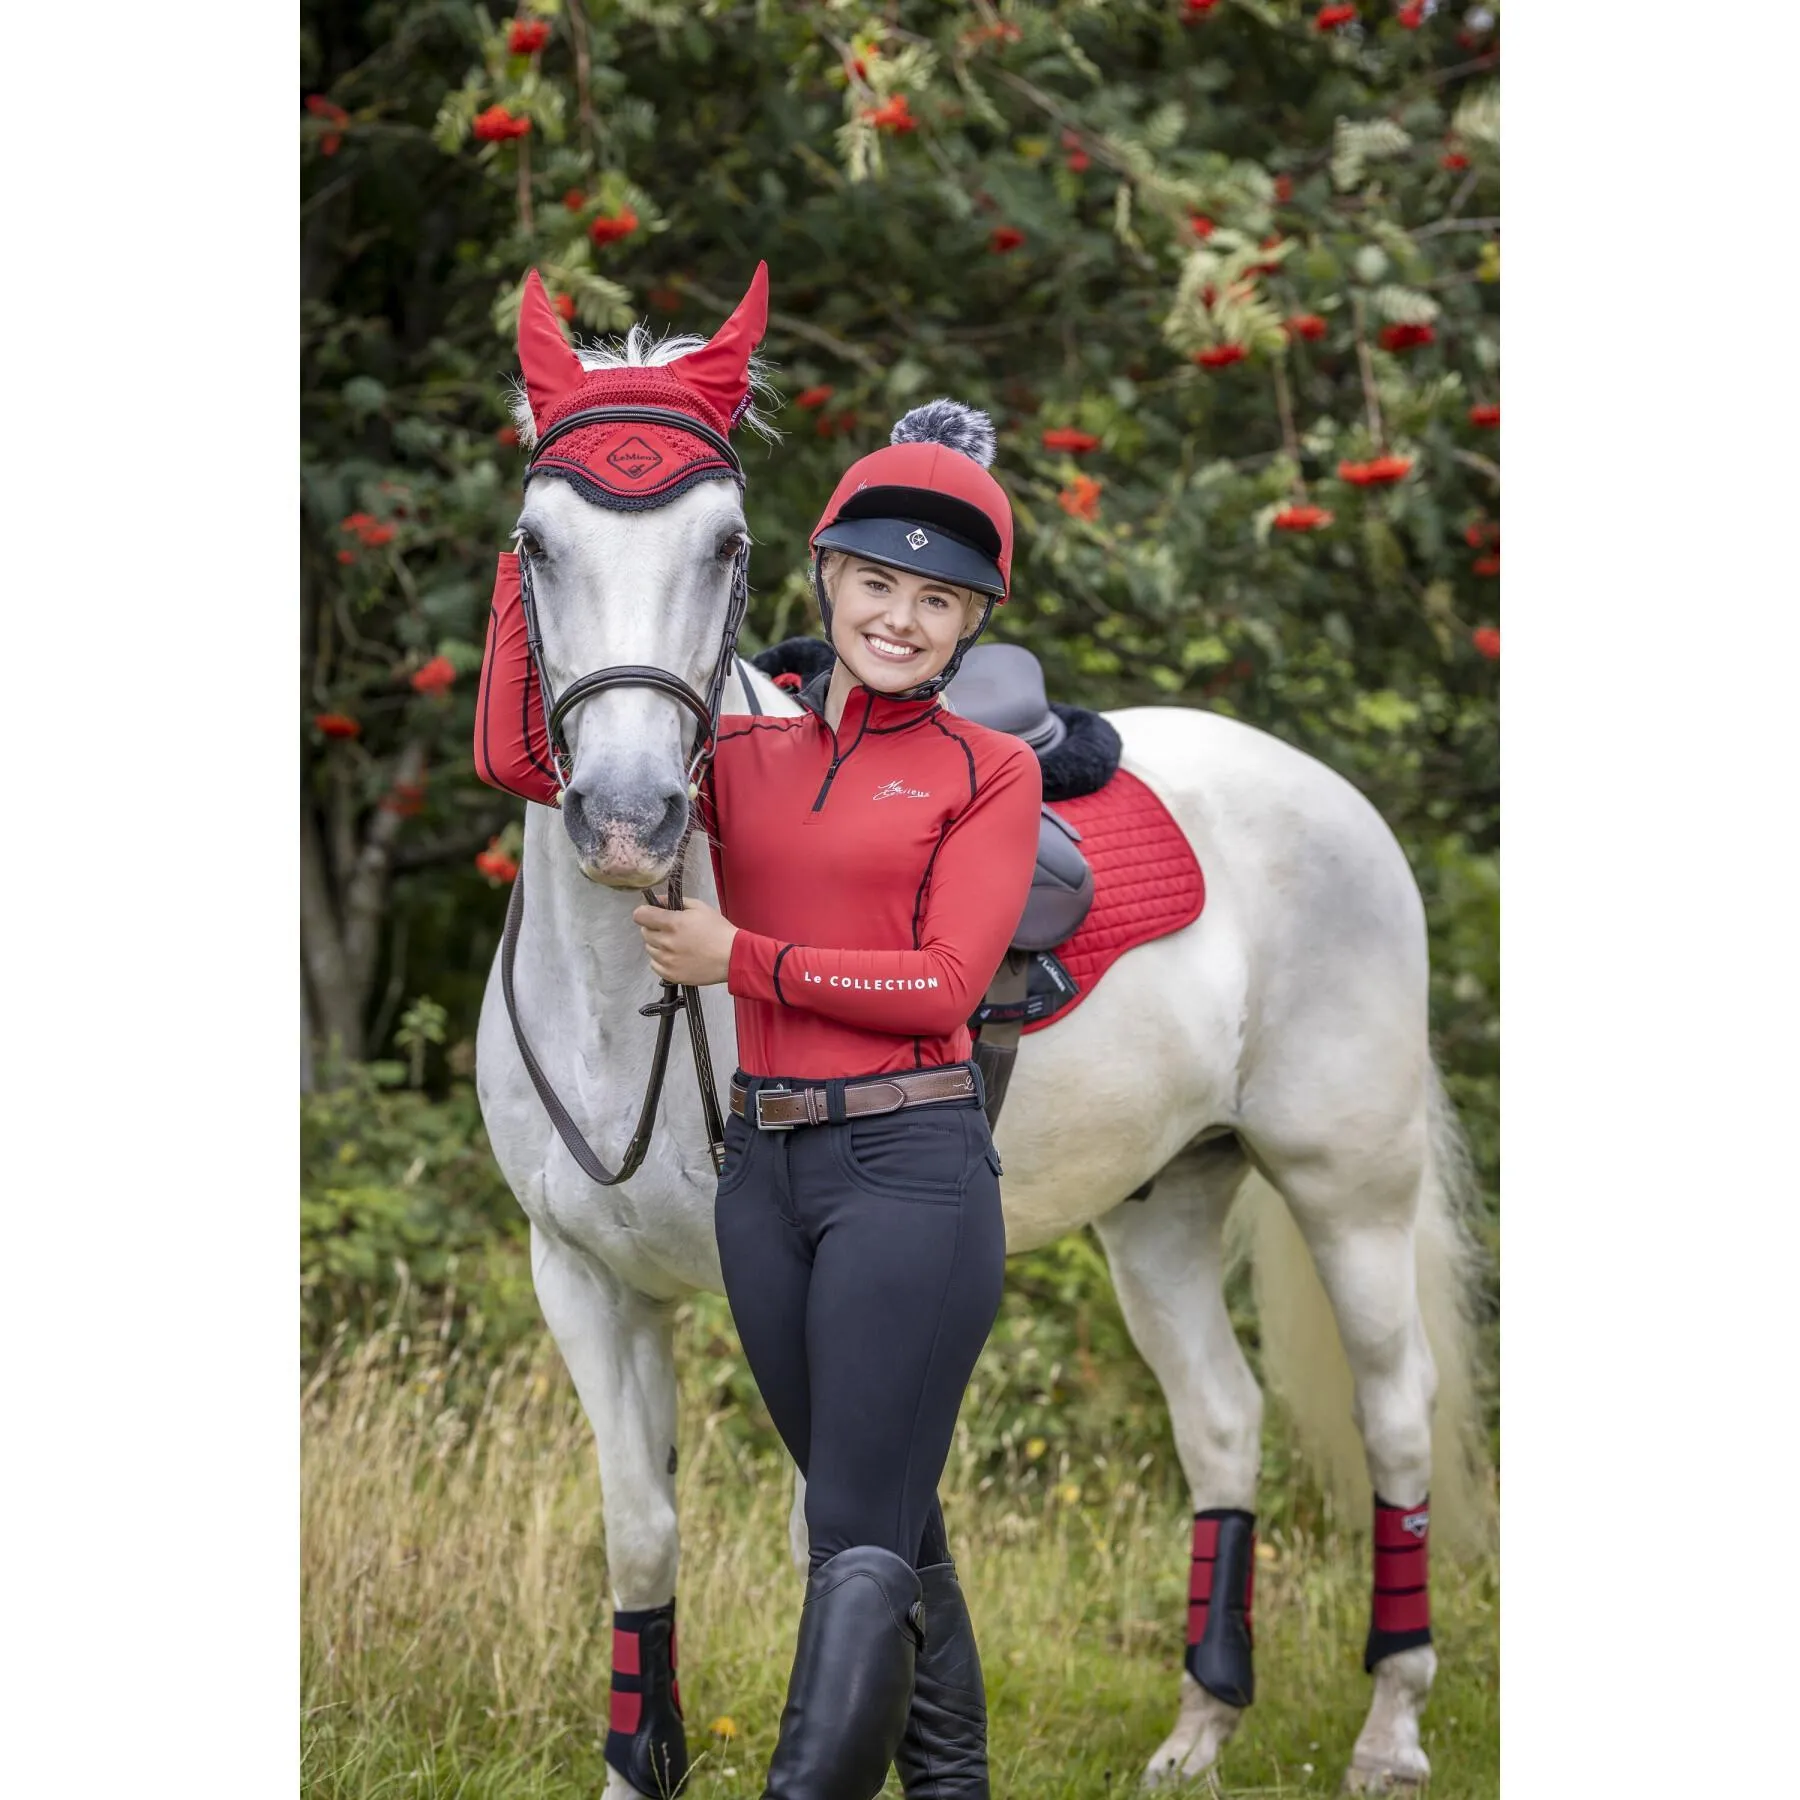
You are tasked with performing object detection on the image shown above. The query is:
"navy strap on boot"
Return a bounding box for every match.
[894,1560,990,1799]
[762,1545,925,1800]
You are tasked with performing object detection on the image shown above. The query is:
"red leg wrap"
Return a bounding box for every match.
[1365,1495,1433,1671]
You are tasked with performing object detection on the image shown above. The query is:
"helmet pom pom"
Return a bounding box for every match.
[890,399,997,469]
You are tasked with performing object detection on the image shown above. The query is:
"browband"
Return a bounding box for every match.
[530,405,744,479]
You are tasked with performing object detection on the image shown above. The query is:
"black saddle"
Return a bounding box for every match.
[944,644,1121,950]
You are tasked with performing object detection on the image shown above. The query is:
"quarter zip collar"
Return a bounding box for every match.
[797,666,942,735]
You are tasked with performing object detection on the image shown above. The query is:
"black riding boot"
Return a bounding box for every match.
[762,1545,925,1800]
[894,1560,990,1799]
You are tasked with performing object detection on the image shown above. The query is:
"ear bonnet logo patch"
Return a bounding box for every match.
[606,436,665,481]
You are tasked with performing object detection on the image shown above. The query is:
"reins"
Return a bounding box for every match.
[500,404,753,1182]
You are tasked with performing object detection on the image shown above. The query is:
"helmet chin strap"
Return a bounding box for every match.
[812,558,996,702]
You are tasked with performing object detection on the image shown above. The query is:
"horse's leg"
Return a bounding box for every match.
[1092,1142,1265,1791]
[787,1468,810,1572]
[1253,1133,1440,1796]
[530,1225,687,1800]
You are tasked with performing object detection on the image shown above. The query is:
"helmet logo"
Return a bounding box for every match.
[906,527,930,549]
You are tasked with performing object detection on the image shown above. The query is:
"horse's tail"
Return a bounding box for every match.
[1233,1063,1492,1556]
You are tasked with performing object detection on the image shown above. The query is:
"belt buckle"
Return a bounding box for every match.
[753,1086,800,1131]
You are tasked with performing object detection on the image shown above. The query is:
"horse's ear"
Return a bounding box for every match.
[677,261,769,429]
[517,268,585,426]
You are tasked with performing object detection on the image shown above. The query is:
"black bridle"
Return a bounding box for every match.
[500,404,756,1184]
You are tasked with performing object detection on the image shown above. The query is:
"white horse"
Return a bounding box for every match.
[475,331,1486,1797]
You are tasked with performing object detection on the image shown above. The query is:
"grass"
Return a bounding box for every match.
[302,1325,1498,1799]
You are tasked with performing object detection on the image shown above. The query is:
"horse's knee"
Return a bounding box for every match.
[1176,1376,1263,1496]
[604,1492,680,1604]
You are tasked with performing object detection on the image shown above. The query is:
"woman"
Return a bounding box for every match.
[633,400,1041,1799]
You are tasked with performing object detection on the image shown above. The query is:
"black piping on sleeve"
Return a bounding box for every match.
[771,942,800,1007]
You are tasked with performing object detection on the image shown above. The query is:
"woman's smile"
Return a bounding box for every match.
[863,631,923,662]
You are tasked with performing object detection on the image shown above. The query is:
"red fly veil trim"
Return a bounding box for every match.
[473,552,560,807]
[1365,1495,1433,1670]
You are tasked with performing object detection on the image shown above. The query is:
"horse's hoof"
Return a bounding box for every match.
[1340,1761,1427,1795]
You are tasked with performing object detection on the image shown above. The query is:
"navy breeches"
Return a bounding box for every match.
[714,1070,1008,1571]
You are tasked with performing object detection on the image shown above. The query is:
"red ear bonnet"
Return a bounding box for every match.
[669,260,769,430]
[516,268,586,430]
[479,265,771,805]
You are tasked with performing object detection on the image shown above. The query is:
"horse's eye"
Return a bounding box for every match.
[718,531,748,562]
[515,527,544,561]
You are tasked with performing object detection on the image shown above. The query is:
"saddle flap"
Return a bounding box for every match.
[1012,805,1096,951]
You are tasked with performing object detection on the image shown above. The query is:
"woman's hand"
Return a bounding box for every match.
[631,895,739,987]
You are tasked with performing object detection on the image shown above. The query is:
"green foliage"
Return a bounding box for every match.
[300,1064,537,1363]
[301,0,1501,1387]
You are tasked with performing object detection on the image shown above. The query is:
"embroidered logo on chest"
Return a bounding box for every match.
[873,778,931,801]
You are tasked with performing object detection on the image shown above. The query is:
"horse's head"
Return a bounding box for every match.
[510,265,774,888]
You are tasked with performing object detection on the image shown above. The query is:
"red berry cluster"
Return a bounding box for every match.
[590,207,639,245]
[1058,475,1103,521]
[476,837,521,882]
[1337,454,1412,486]
[410,657,457,698]
[863,94,917,133]
[473,105,531,142]
[339,512,396,561]
[305,94,348,156]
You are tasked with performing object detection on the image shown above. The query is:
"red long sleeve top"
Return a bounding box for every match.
[701,672,1042,1080]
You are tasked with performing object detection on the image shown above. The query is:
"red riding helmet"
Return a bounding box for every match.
[810,401,1014,601]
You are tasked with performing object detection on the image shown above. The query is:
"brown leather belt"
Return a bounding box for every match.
[730,1065,980,1130]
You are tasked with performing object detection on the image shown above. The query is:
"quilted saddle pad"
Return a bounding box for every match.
[1023,768,1205,1035]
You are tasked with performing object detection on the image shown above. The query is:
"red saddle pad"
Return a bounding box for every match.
[1024,768,1206,1035]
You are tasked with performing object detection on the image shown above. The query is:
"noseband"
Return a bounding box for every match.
[501,403,755,1186]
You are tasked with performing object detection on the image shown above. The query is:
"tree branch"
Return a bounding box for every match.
[342,740,427,1001]
[516,135,534,237]
[676,278,888,377]
[1414,215,1499,239]
[1351,293,1385,447]
[1271,356,1304,495]
[1451,447,1500,486]
[565,0,597,161]
[301,805,362,1063]
[390,819,515,873]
